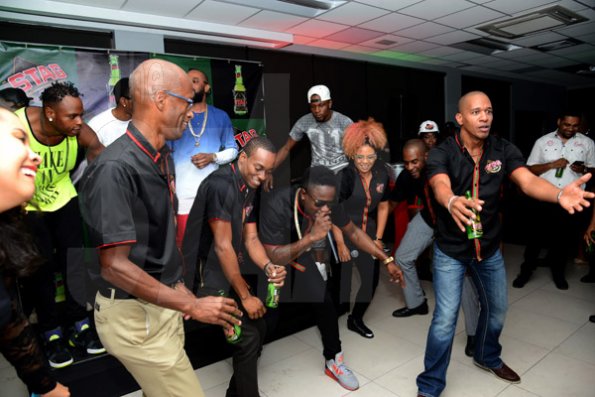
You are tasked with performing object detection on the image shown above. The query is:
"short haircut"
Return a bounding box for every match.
[40,81,80,106]
[113,77,130,101]
[403,138,427,154]
[558,109,582,120]
[301,166,337,191]
[243,136,277,156]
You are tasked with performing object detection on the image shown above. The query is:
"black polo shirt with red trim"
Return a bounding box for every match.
[182,161,256,292]
[79,122,182,294]
[338,161,390,238]
[426,133,525,261]
[389,169,436,227]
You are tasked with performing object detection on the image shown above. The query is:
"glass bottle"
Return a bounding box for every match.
[218,290,242,344]
[465,190,483,240]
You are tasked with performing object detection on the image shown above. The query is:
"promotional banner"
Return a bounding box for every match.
[0,42,266,148]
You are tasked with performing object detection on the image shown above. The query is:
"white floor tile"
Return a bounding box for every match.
[510,288,593,325]
[520,352,595,397]
[553,322,595,366]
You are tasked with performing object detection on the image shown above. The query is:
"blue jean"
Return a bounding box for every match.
[417,243,508,397]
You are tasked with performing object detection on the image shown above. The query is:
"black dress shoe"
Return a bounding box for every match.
[465,335,476,357]
[347,316,374,338]
[589,315,595,323]
[392,300,429,318]
[512,272,531,288]
[553,276,568,290]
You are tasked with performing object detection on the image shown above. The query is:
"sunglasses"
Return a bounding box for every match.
[304,189,337,208]
[164,90,194,109]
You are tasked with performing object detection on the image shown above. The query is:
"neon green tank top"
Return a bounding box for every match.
[15,108,79,212]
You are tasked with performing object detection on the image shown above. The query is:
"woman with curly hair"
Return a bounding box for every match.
[333,118,391,338]
[0,108,69,396]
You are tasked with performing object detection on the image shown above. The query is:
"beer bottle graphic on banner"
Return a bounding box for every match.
[233,64,248,116]
[108,54,121,108]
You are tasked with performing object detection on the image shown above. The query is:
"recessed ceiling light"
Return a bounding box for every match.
[216,0,347,17]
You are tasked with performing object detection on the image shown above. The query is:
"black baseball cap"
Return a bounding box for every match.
[0,87,33,108]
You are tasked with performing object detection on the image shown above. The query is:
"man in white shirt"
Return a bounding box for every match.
[513,110,595,290]
[88,77,132,146]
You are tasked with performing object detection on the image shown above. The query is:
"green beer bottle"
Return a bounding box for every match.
[465,190,483,240]
[265,282,280,308]
[555,167,565,178]
[232,65,248,116]
[218,290,242,344]
[107,54,120,108]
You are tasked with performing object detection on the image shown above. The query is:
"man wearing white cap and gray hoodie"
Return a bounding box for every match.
[418,120,440,150]
[264,84,352,190]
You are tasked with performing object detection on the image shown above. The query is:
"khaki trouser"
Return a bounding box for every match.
[94,292,205,397]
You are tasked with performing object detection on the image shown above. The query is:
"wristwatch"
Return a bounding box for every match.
[212,152,218,164]
[382,256,394,266]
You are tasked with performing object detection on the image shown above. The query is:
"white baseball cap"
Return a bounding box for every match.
[307,85,331,103]
[418,120,439,135]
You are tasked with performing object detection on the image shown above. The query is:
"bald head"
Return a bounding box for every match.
[129,59,194,144]
[130,59,189,105]
[458,91,489,113]
[403,138,427,155]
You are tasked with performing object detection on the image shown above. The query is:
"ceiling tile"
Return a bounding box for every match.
[555,21,595,38]
[426,30,480,45]
[442,50,487,61]
[239,10,308,32]
[436,6,505,29]
[549,44,595,61]
[480,0,556,15]
[123,0,199,17]
[307,39,351,50]
[359,12,425,33]
[358,34,413,49]
[185,0,259,24]
[491,47,543,60]
[325,27,385,44]
[399,0,475,20]
[54,0,125,8]
[317,1,389,25]
[354,0,421,11]
[292,35,317,45]
[342,44,382,53]
[286,19,349,38]
[554,0,594,12]
[510,31,568,47]
[391,40,441,53]
[395,22,455,39]
[420,46,466,57]
[468,0,493,3]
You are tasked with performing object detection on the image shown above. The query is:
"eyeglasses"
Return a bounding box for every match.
[164,90,194,109]
[354,154,377,161]
[305,189,337,208]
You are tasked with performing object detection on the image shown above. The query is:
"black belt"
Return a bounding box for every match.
[98,281,183,300]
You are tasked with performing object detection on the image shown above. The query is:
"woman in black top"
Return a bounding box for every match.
[0,108,69,396]
[333,118,390,338]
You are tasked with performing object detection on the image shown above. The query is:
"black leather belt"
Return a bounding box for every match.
[98,281,183,300]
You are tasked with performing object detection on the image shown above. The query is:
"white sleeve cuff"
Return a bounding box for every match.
[215,147,238,165]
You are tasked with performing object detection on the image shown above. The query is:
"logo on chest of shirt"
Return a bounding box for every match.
[243,204,254,221]
[485,160,502,174]
[375,183,385,194]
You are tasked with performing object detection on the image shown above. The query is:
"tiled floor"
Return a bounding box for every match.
[2,244,594,396]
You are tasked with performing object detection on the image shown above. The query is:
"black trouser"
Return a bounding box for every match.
[284,259,342,361]
[339,248,380,321]
[520,200,577,279]
[21,198,89,332]
[226,310,266,397]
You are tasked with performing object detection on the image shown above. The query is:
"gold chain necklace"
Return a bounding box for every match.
[188,106,209,147]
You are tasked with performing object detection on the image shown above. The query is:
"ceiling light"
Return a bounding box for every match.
[477,6,587,39]
[216,0,347,17]
[451,38,522,55]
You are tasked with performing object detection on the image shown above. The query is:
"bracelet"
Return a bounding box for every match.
[556,190,563,203]
[382,256,394,266]
[447,195,459,213]
[264,261,273,275]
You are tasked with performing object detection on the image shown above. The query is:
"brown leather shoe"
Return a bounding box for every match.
[474,361,521,383]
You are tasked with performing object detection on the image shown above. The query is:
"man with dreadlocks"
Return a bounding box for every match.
[15,81,104,368]
[331,118,391,339]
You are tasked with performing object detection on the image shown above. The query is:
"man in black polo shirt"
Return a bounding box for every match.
[183,136,286,397]
[79,59,241,397]
[416,91,594,397]
[259,166,405,391]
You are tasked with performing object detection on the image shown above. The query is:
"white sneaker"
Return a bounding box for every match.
[324,351,359,390]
